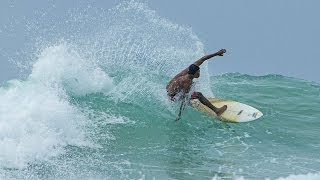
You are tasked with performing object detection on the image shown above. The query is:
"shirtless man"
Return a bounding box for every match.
[166,49,228,120]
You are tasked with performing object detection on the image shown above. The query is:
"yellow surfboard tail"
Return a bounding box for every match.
[190,98,263,123]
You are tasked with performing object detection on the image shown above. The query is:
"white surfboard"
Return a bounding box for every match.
[190,98,263,123]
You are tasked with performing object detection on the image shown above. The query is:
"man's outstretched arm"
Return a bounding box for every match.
[193,49,226,67]
[166,49,226,90]
[173,49,226,79]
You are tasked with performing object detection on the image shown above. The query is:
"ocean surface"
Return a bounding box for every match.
[1,1,320,179]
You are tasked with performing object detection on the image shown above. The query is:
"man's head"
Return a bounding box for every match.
[188,64,200,78]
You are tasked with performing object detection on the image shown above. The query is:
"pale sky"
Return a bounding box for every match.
[1,0,319,82]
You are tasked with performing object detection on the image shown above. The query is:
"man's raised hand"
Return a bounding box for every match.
[215,49,226,56]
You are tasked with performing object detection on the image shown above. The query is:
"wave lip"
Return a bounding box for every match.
[30,43,114,96]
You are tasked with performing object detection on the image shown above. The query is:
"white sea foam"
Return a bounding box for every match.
[0,79,88,169]
[276,173,320,180]
[211,173,320,180]
[0,43,115,169]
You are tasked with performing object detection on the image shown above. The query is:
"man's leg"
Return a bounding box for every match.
[192,92,227,116]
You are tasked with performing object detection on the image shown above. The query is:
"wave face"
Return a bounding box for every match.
[1,1,320,179]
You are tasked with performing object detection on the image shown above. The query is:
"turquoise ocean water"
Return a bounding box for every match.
[1,1,319,179]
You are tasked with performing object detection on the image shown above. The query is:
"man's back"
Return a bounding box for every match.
[167,75,192,96]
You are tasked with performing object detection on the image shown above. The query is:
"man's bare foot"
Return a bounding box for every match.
[215,105,227,116]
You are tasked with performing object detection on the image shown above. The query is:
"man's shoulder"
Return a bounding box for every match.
[174,75,187,82]
[179,76,193,86]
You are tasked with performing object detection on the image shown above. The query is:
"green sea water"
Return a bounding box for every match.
[66,74,320,179]
[0,1,320,179]
[68,74,320,180]
[1,73,319,179]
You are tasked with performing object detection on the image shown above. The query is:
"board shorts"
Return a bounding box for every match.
[190,92,201,99]
[168,92,200,102]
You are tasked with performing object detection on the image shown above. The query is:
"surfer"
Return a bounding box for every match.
[166,49,228,120]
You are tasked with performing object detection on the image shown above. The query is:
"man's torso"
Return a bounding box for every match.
[167,75,193,97]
